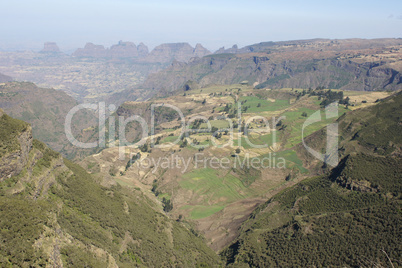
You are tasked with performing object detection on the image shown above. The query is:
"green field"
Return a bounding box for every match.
[282,107,316,121]
[114,177,135,187]
[180,168,248,202]
[281,106,348,148]
[161,135,179,143]
[234,132,276,149]
[189,84,251,95]
[239,96,290,113]
[272,150,308,173]
[188,205,225,220]
[199,119,231,129]
[179,168,253,219]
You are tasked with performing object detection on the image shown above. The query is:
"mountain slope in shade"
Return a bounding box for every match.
[0,81,99,159]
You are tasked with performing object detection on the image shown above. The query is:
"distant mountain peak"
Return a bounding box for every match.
[194,43,211,57]
[83,42,105,50]
[73,41,146,58]
[40,42,61,53]
[137,42,149,57]
[145,42,211,63]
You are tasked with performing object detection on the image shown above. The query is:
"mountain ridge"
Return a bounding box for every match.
[142,38,402,92]
[72,41,211,63]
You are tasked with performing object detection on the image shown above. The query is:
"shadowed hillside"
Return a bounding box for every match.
[0,82,99,159]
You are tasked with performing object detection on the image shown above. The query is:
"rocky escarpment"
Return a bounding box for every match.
[0,131,31,181]
[142,47,402,92]
[255,59,402,91]
[215,44,240,54]
[142,38,402,92]
[0,111,32,181]
[11,140,66,198]
[214,38,402,54]
[0,109,68,197]
[142,53,235,90]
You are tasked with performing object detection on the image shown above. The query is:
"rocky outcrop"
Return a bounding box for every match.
[21,147,66,198]
[0,124,32,181]
[40,42,61,53]
[194,43,211,58]
[141,53,233,90]
[335,176,378,193]
[0,110,67,197]
[257,60,402,91]
[225,44,239,54]
[215,47,225,54]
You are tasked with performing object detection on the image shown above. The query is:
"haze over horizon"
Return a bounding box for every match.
[1,0,402,52]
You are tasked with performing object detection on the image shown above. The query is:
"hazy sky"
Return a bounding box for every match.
[1,0,401,52]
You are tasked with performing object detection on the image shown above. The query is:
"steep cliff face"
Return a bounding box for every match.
[142,48,402,92]
[0,111,62,195]
[255,59,402,91]
[0,110,32,181]
[142,53,235,90]
[141,39,402,92]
